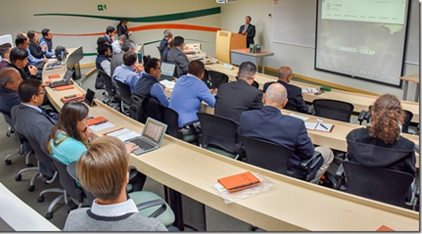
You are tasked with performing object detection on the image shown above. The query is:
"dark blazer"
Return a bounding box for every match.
[29,41,44,59]
[263,80,309,113]
[215,79,263,123]
[117,23,129,38]
[6,63,36,80]
[158,38,168,57]
[239,106,316,179]
[346,127,416,175]
[0,87,20,117]
[110,52,123,78]
[166,47,189,78]
[238,24,256,47]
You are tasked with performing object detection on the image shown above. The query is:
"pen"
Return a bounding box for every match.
[320,123,328,130]
[228,181,260,191]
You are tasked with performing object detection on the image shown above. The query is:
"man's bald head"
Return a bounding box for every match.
[264,83,288,109]
[277,66,293,83]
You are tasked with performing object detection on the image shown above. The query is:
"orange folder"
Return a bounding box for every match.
[376,225,395,231]
[48,74,61,79]
[55,85,74,91]
[218,171,261,193]
[87,117,108,126]
[60,93,85,103]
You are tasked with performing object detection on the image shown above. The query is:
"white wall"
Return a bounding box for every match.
[220,0,420,99]
[0,0,220,63]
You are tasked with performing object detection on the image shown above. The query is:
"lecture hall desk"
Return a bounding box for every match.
[42,49,419,231]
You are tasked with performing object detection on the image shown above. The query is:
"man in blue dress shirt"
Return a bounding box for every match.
[113,51,143,92]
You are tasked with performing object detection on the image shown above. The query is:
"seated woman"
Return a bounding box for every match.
[63,136,167,231]
[27,30,45,59]
[346,94,416,175]
[134,56,169,107]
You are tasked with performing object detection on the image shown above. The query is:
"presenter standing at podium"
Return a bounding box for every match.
[239,16,255,48]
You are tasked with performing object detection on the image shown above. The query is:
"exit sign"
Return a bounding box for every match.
[98,4,107,11]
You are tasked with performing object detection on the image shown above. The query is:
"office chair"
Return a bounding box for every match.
[252,80,259,89]
[115,80,132,115]
[241,136,323,181]
[341,161,414,208]
[312,99,354,122]
[66,162,176,227]
[402,110,413,134]
[284,101,299,112]
[129,93,145,121]
[0,110,13,137]
[197,112,242,159]
[132,95,151,124]
[98,69,119,109]
[207,70,229,89]
[357,109,413,134]
[20,135,64,220]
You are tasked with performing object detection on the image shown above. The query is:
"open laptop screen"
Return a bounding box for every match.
[142,118,166,144]
[161,62,176,77]
[63,69,74,82]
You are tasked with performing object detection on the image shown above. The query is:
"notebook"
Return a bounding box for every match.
[217,171,261,193]
[49,69,74,88]
[124,117,168,155]
[159,62,176,81]
[305,122,334,132]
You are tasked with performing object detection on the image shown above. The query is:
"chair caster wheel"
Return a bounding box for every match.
[27,163,33,167]
[5,159,11,165]
[45,212,53,220]
[37,195,45,203]
[28,185,35,192]
[15,174,22,181]
[6,132,11,137]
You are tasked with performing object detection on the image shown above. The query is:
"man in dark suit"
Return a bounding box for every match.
[12,79,56,157]
[167,36,189,78]
[214,62,263,123]
[239,83,333,182]
[0,68,23,116]
[238,16,256,48]
[158,29,173,58]
[263,66,310,114]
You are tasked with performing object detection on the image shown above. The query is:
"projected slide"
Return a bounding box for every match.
[315,0,409,86]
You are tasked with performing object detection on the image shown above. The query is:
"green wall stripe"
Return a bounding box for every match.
[34,7,220,22]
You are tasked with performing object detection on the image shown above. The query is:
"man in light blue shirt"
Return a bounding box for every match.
[113,51,143,92]
[169,60,217,127]
[112,35,126,55]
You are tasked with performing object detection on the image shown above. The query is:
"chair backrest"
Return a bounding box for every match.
[51,158,85,203]
[402,110,413,134]
[313,99,354,122]
[157,46,162,59]
[24,135,56,179]
[129,93,145,121]
[98,69,115,97]
[208,70,229,89]
[241,136,290,175]
[252,80,259,89]
[284,101,299,112]
[162,106,183,139]
[0,110,12,126]
[115,80,132,105]
[136,96,151,124]
[202,69,211,88]
[197,112,242,154]
[342,161,413,207]
[146,97,164,122]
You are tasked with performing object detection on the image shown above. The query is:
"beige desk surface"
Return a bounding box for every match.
[205,63,420,123]
[231,49,275,57]
[400,73,420,84]
[42,51,420,231]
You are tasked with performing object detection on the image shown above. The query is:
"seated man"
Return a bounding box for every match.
[162,39,173,62]
[214,61,263,123]
[112,34,126,55]
[15,33,47,69]
[7,48,38,81]
[63,136,167,231]
[0,68,23,116]
[104,26,115,44]
[263,66,310,114]
[95,42,112,77]
[239,83,334,182]
[159,29,173,57]
[166,36,189,78]
[169,60,217,127]
[39,28,55,58]
[111,39,137,78]
[11,79,56,156]
[113,51,142,92]
[0,43,12,70]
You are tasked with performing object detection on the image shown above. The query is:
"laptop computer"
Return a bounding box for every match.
[125,117,168,155]
[159,62,176,81]
[49,69,74,88]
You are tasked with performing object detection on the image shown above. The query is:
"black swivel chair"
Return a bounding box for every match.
[284,101,299,112]
[197,112,242,159]
[115,80,132,115]
[341,161,414,208]
[241,136,323,181]
[402,110,413,134]
[313,99,354,122]
[98,70,119,109]
[252,80,259,89]
[207,70,229,89]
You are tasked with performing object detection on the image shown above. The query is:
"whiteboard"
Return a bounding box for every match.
[272,0,419,65]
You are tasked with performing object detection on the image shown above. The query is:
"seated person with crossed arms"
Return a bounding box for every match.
[63,136,168,231]
[239,83,334,182]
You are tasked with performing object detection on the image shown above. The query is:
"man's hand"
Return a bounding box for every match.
[210,88,218,95]
[42,58,48,63]
[28,65,38,76]
[242,30,247,35]
[125,142,139,154]
[42,80,52,87]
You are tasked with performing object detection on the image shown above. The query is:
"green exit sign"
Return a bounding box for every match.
[98,4,107,11]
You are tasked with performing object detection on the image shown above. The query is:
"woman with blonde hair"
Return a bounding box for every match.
[346,94,416,175]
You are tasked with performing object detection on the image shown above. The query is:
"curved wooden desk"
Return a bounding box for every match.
[42,49,419,231]
[205,63,420,123]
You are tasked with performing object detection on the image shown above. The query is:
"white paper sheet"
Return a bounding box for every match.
[301,88,319,93]
[160,80,176,90]
[289,113,309,121]
[89,122,115,131]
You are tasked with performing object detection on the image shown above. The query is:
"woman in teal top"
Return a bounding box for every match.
[47,101,90,165]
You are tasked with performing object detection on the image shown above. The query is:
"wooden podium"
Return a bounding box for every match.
[215,30,246,64]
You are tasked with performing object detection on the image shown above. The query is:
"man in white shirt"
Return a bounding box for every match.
[112,35,127,55]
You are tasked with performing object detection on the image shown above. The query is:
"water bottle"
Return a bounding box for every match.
[137,51,142,64]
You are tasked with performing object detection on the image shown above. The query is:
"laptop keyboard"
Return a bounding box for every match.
[130,138,155,150]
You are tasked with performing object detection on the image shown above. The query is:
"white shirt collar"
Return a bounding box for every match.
[91,199,139,217]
